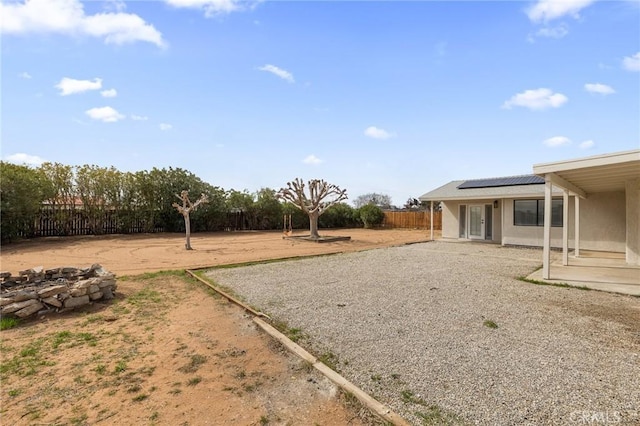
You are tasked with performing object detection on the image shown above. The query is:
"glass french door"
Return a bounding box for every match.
[469,205,485,240]
[460,204,492,240]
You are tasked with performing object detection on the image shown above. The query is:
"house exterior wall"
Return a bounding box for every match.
[441,199,501,242]
[579,191,626,253]
[441,201,460,239]
[626,180,640,265]
[441,192,626,252]
[492,199,502,242]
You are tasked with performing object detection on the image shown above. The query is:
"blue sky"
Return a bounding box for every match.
[2,0,639,207]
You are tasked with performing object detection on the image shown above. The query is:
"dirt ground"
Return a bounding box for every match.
[0,228,433,425]
[0,228,433,276]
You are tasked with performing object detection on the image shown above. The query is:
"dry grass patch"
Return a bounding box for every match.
[0,272,367,425]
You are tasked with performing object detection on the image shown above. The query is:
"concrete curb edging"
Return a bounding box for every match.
[253,317,411,426]
[185,270,271,319]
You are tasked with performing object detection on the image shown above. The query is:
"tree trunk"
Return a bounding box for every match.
[309,211,320,239]
[184,213,192,250]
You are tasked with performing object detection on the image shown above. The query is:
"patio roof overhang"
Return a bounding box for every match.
[532,149,640,195]
[532,149,640,279]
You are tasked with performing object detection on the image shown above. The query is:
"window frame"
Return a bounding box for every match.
[513,199,563,227]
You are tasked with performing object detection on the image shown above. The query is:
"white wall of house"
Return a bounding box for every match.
[626,180,639,265]
[492,199,502,242]
[442,199,501,242]
[581,191,626,253]
[441,201,459,239]
[442,193,626,252]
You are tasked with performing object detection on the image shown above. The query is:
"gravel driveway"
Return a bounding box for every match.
[206,241,640,425]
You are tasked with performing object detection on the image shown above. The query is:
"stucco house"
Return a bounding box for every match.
[419,149,640,280]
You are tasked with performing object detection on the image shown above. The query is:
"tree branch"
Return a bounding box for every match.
[277,178,347,215]
[173,191,208,216]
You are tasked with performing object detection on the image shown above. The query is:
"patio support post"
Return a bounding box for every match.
[562,190,569,266]
[430,201,434,241]
[501,198,505,245]
[542,178,552,279]
[574,196,580,257]
[626,179,640,265]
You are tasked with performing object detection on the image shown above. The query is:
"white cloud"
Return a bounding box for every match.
[364,126,393,140]
[258,64,294,83]
[303,154,322,165]
[85,106,125,122]
[579,140,595,149]
[82,12,166,47]
[56,77,102,95]
[527,0,596,23]
[535,24,569,39]
[101,88,117,98]
[18,71,32,79]
[72,117,89,125]
[4,153,46,166]
[584,83,615,95]
[165,0,258,17]
[623,52,640,72]
[0,0,166,48]
[131,114,148,121]
[502,88,568,110]
[104,0,127,13]
[159,123,173,131]
[543,136,572,147]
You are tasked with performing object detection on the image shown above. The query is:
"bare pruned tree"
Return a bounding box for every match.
[277,178,348,239]
[172,190,209,250]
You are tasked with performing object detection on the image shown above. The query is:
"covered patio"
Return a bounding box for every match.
[532,149,640,294]
[527,249,640,296]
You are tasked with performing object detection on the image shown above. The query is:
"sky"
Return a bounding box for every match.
[1,0,639,207]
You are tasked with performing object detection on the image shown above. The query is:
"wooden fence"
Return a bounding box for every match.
[382,210,442,230]
[30,208,163,237]
[16,208,440,239]
[26,208,250,237]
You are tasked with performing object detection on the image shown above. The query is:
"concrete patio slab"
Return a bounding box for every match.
[526,250,640,296]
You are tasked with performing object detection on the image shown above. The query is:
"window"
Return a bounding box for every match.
[514,199,563,227]
[459,205,466,238]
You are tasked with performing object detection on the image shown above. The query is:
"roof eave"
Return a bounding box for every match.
[533,149,640,175]
[419,191,561,202]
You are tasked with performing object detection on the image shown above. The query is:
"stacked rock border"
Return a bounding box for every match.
[1,264,117,319]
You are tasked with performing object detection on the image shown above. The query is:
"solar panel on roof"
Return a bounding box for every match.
[457,175,544,189]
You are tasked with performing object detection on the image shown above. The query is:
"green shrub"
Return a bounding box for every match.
[0,162,51,243]
[358,204,385,228]
[319,203,359,228]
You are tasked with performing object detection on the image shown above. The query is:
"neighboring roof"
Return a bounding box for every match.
[457,175,544,189]
[533,149,640,194]
[419,177,562,202]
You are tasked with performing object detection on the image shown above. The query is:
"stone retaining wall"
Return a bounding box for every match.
[0,264,117,319]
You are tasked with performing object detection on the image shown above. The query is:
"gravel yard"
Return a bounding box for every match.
[206,241,640,425]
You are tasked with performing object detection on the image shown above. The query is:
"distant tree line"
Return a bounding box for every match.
[355,193,441,211]
[0,162,392,243]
